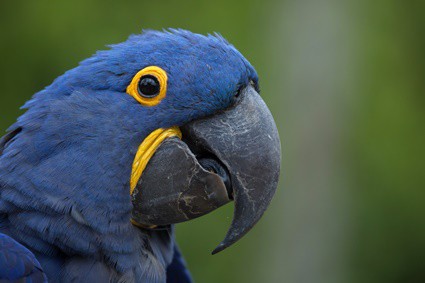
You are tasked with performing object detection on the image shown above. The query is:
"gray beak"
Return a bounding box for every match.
[131,86,281,254]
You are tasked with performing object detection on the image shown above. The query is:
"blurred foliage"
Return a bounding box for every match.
[0,1,424,283]
[349,1,425,282]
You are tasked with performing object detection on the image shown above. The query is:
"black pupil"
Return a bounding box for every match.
[138,75,160,97]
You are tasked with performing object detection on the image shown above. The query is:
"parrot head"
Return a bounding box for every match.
[0,29,280,259]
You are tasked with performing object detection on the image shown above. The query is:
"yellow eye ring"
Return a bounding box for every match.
[126,66,167,107]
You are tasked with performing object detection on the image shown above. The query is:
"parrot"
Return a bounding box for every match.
[0,29,281,283]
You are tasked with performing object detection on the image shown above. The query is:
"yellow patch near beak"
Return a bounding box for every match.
[130,126,182,194]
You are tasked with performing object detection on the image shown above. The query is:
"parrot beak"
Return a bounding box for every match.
[131,85,281,254]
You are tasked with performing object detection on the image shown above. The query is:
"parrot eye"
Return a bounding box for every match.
[138,75,160,98]
[126,66,168,107]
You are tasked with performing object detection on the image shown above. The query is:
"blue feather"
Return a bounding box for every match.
[166,245,192,283]
[0,233,47,282]
[0,29,258,282]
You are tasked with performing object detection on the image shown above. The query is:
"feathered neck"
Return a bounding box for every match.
[0,88,174,281]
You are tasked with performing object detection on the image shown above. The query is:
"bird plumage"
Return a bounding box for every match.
[0,29,258,282]
[0,233,47,282]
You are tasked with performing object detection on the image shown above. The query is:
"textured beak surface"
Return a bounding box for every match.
[131,138,232,227]
[131,86,281,253]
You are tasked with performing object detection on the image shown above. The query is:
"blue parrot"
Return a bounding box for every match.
[0,29,281,282]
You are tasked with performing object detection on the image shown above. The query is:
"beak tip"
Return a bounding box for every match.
[211,243,226,255]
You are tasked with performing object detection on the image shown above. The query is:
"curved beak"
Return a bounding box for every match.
[131,86,281,254]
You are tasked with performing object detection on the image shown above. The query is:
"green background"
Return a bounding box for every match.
[0,1,424,282]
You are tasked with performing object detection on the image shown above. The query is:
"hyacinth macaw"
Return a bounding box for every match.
[0,29,281,283]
